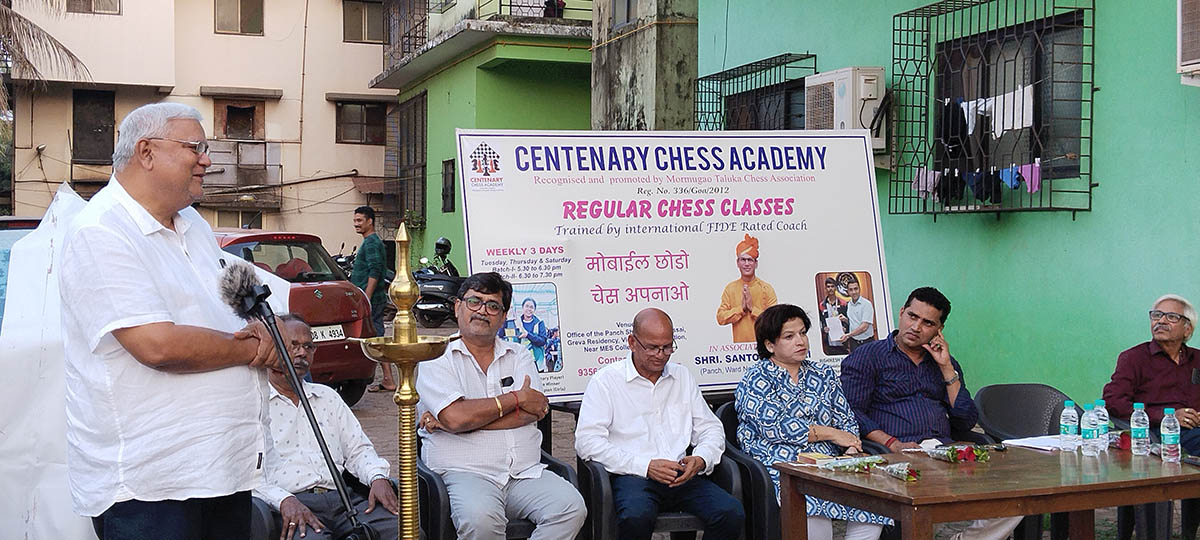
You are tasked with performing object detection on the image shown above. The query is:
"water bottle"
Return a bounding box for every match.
[1094,399,1110,451]
[1131,402,1151,456]
[1162,408,1182,463]
[1059,400,1080,451]
[1081,403,1100,457]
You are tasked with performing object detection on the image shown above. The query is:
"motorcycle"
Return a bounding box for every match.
[411,237,464,328]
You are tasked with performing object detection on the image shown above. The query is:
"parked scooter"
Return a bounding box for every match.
[412,237,464,328]
[333,242,356,276]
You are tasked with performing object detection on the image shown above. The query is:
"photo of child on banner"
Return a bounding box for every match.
[499,282,563,373]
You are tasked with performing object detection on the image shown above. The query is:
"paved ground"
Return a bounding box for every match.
[349,321,1140,539]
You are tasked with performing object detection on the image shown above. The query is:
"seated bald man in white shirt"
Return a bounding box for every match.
[575,308,744,540]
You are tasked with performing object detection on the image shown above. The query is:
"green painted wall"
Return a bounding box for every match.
[400,38,591,270]
[698,0,1200,403]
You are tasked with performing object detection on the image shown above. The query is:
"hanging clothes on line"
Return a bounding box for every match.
[991,84,1034,139]
[936,168,966,202]
[912,168,942,200]
[1019,159,1043,193]
[998,165,1024,189]
[959,84,1035,139]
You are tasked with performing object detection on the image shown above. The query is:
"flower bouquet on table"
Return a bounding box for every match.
[878,462,921,482]
[818,455,887,473]
[925,445,990,463]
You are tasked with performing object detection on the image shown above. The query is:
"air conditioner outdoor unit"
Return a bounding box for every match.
[804,66,887,152]
[1180,0,1200,86]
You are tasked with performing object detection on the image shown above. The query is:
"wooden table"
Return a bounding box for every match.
[775,448,1200,540]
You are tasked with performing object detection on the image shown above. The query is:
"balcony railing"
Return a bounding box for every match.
[477,0,592,22]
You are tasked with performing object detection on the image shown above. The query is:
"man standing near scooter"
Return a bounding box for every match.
[351,206,395,393]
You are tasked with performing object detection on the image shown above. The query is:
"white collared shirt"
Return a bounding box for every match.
[574,357,725,478]
[254,381,391,509]
[846,296,875,339]
[415,338,545,484]
[58,178,272,516]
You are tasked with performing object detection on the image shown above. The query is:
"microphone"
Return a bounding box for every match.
[217,262,376,537]
[219,261,274,321]
[1192,368,1200,385]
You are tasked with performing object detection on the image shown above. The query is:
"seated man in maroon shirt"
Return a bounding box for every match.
[1102,294,1200,453]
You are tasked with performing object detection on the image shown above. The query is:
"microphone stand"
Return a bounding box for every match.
[240,283,379,540]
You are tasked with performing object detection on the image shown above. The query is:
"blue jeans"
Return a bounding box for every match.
[611,473,744,540]
[370,299,387,337]
[91,491,250,540]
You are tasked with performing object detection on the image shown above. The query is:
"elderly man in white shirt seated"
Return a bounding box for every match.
[575,307,745,540]
[254,315,399,540]
[415,272,586,540]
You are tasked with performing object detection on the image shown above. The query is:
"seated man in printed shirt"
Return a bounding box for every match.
[254,315,399,540]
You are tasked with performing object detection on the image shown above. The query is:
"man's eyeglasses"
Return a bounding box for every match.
[1150,310,1190,324]
[146,137,209,155]
[632,333,676,356]
[737,256,757,263]
[462,296,504,316]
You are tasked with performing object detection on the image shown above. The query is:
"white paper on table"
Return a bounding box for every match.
[1001,435,1063,451]
[825,316,845,343]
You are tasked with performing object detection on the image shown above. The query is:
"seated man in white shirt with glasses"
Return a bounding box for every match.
[415,272,586,540]
[254,315,399,540]
[575,307,744,540]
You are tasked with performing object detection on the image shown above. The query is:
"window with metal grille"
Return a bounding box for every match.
[344,0,386,43]
[72,89,114,164]
[336,102,386,145]
[384,0,427,66]
[391,92,426,228]
[441,159,455,213]
[67,0,119,14]
[891,0,1094,216]
[215,0,263,35]
[695,53,816,131]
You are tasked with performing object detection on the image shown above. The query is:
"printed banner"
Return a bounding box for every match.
[457,130,891,401]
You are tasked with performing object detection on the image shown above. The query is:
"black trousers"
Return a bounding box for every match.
[91,491,250,540]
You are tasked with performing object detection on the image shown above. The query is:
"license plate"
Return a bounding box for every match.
[311,324,345,342]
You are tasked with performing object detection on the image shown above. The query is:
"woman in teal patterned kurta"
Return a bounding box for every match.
[735,304,891,540]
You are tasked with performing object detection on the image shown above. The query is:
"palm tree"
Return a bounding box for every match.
[0,0,90,111]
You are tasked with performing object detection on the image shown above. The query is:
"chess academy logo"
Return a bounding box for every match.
[467,142,504,192]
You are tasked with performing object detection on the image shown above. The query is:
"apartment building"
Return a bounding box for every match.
[369,0,592,265]
[11,0,398,252]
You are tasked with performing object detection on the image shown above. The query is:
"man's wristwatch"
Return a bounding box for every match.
[944,373,961,386]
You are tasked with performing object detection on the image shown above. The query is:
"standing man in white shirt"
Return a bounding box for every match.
[255,315,399,540]
[58,103,282,539]
[841,276,876,352]
[415,272,586,540]
[575,308,745,540]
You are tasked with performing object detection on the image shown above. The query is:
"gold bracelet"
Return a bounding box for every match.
[494,396,504,418]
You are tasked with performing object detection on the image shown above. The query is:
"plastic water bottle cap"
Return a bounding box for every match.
[1064,400,1074,407]
[1134,403,1145,409]
[1166,408,1176,415]
[1084,403,1094,410]
[1096,399,1106,406]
